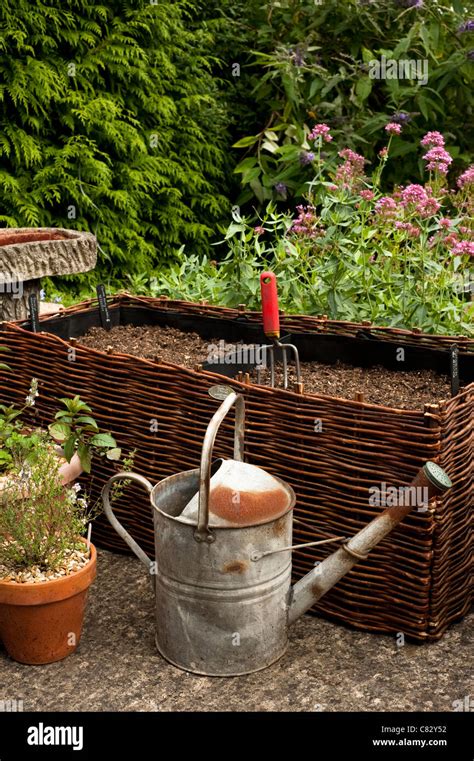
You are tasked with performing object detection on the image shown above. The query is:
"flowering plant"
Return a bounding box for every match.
[0,446,92,571]
[146,125,473,335]
[231,0,473,200]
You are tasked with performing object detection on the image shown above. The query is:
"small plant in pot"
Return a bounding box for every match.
[0,380,122,665]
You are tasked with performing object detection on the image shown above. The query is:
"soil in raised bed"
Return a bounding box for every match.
[80,324,454,409]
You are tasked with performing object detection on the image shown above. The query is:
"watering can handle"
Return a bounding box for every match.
[195,391,245,543]
[102,472,155,577]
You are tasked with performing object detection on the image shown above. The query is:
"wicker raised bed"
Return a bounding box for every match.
[0,293,472,642]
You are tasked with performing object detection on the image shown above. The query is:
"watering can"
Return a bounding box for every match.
[102,390,452,677]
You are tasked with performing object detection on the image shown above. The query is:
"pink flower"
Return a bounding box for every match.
[309,123,333,142]
[420,131,445,148]
[375,196,398,217]
[338,149,365,170]
[443,233,459,247]
[423,146,453,174]
[290,205,324,238]
[399,184,440,217]
[335,149,366,187]
[401,184,427,205]
[395,221,421,238]
[452,241,474,256]
[254,226,265,235]
[378,148,388,158]
[439,218,451,229]
[457,165,474,189]
[385,123,401,135]
[359,189,375,201]
[420,197,441,217]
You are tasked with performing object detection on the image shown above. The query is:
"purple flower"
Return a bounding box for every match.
[290,204,324,238]
[392,112,411,124]
[291,47,305,67]
[275,182,287,197]
[299,151,315,166]
[385,122,402,135]
[458,20,474,33]
[396,0,424,7]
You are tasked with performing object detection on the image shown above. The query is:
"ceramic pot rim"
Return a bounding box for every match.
[0,542,97,606]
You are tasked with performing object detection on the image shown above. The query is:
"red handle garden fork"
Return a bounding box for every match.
[259,272,301,390]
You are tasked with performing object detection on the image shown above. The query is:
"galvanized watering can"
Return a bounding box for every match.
[102,390,452,676]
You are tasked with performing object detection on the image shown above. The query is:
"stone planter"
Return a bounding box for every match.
[0,228,96,321]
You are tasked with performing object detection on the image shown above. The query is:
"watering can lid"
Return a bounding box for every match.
[180,459,295,528]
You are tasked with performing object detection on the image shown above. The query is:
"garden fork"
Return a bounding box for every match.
[258,272,301,390]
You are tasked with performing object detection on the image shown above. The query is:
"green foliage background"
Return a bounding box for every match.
[0,0,472,296]
[231,0,474,207]
[0,0,232,283]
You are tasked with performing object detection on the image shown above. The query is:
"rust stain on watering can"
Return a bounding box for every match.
[209,484,291,525]
[222,560,248,574]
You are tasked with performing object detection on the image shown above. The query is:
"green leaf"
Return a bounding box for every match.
[355,77,372,103]
[75,415,99,429]
[232,135,259,148]
[225,223,246,239]
[77,442,92,474]
[419,25,431,56]
[90,433,117,449]
[48,422,71,442]
[64,434,77,463]
[106,448,122,461]
[261,140,278,154]
[54,411,73,422]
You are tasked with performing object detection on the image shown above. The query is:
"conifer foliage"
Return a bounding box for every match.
[0,0,229,277]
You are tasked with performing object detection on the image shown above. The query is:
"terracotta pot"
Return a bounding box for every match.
[0,543,96,665]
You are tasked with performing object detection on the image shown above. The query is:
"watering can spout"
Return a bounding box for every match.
[288,462,452,625]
